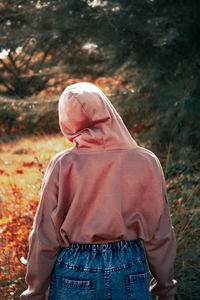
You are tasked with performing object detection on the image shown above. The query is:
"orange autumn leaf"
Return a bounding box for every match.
[28,69,34,75]
[21,123,28,130]
[22,161,35,167]
[16,169,24,174]
[130,124,145,133]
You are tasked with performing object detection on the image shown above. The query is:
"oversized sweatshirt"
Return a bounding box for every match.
[20,82,177,300]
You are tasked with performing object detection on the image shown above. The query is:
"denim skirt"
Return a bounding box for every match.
[48,239,150,300]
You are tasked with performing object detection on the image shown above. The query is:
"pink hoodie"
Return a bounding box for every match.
[20,82,177,299]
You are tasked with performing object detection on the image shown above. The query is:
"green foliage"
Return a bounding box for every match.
[101,0,200,161]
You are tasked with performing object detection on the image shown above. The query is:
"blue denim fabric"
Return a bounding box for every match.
[48,239,150,300]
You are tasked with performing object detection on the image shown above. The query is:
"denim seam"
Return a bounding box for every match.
[104,272,112,299]
[56,258,143,273]
[124,275,131,300]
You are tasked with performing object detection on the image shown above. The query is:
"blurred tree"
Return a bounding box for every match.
[94,0,200,159]
[0,0,51,97]
[0,0,103,98]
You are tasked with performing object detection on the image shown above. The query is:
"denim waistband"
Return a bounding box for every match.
[67,239,141,251]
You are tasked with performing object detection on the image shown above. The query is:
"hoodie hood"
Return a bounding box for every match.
[58,82,137,150]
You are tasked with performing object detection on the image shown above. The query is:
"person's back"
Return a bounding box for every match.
[20,82,177,300]
[50,146,164,246]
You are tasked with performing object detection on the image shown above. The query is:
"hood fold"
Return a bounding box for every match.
[58,82,137,150]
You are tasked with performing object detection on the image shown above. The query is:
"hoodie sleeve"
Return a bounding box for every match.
[143,159,178,300]
[20,157,61,300]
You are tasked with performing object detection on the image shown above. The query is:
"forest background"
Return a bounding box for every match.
[0,0,199,299]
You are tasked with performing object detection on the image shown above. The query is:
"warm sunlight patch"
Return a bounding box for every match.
[0,133,73,297]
